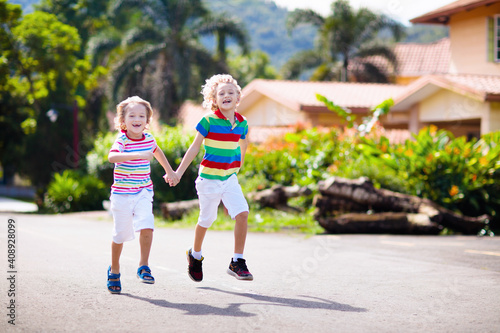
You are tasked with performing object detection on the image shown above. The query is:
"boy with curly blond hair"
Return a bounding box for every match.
[174,74,253,282]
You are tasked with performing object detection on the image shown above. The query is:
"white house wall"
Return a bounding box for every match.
[419,89,486,122]
[242,97,305,126]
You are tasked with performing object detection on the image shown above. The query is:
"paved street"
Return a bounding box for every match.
[1,212,499,332]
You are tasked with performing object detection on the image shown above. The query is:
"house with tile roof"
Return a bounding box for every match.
[179,0,500,141]
[395,0,500,137]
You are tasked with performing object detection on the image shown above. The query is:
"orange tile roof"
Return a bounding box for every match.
[442,74,500,95]
[410,0,500,24]
[392,74,500,110]
[394,38,451,76]
[350,38,450,77]
[239,79,406,113]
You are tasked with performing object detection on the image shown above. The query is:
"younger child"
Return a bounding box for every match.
[107,96,179,294]
[174,74,253,282]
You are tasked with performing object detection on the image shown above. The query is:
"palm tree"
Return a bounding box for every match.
[284,0,405,83]
[88,0,249,121]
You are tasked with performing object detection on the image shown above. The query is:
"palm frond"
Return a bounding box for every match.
[281,50,324,80]
[356,44,398,71]
[86,31,122,67]
[109,0,167,27]
[122,25,165,47]
[286,9,325,33]
[108,42,166,103]
[351,61,390,83]
[195,13,250,55]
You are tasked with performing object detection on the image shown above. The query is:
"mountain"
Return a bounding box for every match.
[203,0,317,68]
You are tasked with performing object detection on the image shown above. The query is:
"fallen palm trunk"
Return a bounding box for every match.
[160,199,199,220]
[315,177,488,234]
[247,184,312,212]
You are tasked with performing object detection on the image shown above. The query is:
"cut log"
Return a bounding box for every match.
[313,195,368,217]
[160,199,199,220]
[317,177,489,234]
[317,212,442,234]
[248,185,312,212]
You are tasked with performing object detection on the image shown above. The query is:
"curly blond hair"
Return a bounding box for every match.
[115,96,153,131]
[201,74,242,111]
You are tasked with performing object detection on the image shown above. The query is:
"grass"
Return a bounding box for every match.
[156,205,324,235]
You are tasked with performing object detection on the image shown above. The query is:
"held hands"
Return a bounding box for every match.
[164,170,180,187]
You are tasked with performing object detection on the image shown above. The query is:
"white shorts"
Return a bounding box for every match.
[195,174,249,228]
[110,189,154,244]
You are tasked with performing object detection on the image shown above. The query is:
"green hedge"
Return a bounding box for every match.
[356,126,500,222]
[44,170,108,213]
[84,124,499,230]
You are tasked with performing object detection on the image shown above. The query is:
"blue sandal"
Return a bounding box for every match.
[137,265,155,284]
[107,266,121,294]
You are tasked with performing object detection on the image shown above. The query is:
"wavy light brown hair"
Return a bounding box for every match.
[201,74,242,111]
[114,96,153,131]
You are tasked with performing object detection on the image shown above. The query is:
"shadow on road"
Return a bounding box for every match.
[122,293,255,317]
[121,287,367,317]
[200,287,367,313]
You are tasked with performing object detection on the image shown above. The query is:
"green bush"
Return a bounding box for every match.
[44,170,108,213]
[357,126,500,226]
[242,127,346,189]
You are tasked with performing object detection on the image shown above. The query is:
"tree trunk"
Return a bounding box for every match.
[317,177,488,234]
[248,185,312,212]
[160,199,199,220]
[317,212,442,234]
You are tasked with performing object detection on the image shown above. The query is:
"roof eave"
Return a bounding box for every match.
[301,105,370,114]
[410,0,500,25]
[485,93,500,102]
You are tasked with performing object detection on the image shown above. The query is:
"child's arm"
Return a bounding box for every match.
[174,132,204,178]
[239,137,248,167]
[108,151,153,163]
[154,148,179,186]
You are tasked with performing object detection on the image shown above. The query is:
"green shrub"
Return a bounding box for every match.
[357,126,500,226]
[44,170,108,213]
[242,127,345,189]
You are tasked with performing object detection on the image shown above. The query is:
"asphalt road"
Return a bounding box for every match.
[1,212,499,333]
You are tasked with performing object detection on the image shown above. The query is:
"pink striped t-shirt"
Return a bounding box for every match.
[109,131,157,195]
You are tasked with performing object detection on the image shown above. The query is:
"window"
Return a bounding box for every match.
[497,16,500,62]
[488,15,500,62]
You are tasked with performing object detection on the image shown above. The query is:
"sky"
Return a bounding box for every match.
[272,0,454,26]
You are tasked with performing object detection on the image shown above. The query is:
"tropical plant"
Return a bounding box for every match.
[87,0,249,122]
[44,169,108,213]
[316,93,394,134]
[284,0,405,82]
[356,127,500,225]
[3,8,103,188]
[0,1,29,184]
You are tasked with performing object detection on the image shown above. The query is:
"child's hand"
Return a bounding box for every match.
[140,151,154,161]
[164,171,180,187]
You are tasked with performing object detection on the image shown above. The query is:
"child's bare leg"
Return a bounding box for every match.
[139,228,153,267]
[111,241,123,274]
[193,224,208,252]
[234,211,249,254]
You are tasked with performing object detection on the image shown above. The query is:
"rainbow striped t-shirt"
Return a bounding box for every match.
[109,131,158,195]
[196,110,248,181]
